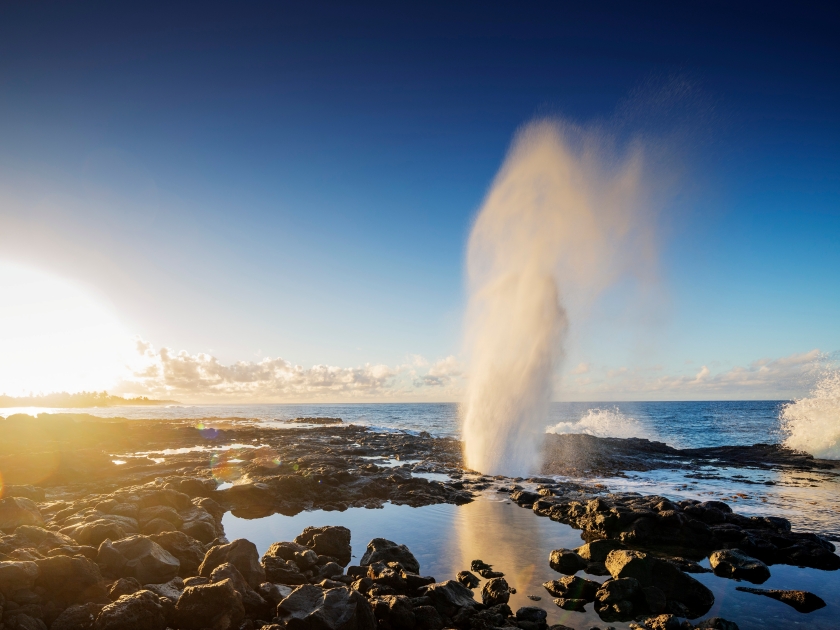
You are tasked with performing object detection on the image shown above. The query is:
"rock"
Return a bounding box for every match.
[94,590,167,630]
[709,550,770,584]
[50,602,103,630]
[109,577,142,600]
[294,526,352,566]
[4,525,75,555]
[149,531,205,577]
[175,578,245,630]
[642,614,680,630]
[142,577,184,603]
[553,597,587,611]
[542,576,599,601]
[262,556,308,585]
[34,555,108,604]
[0,561,39,597]
[596,577,641,605]
[4,611,47,630]
[642,586,667,614]
[257,582,294,606]
[360,538,420,574]
[419,580,477,617]
[276,584,377,630]
[456,570,480,589]
[0,498,44,532]
[481,577,510,606]
[575,540,624,563]
[412,604,444,630]
[470,559,492,572]
[138,506,183,528]
[209,562,271,618]
[198,539,266,588]
[516,606,548,624]
[181,519,218,544]
[548,549,587,575]
[64,520,131,547]
[735,587,826,613]
[97,536,180,584]
[263,541,309,562]
[695,618,740,629]
[605,549,714,618]
[370,594,416,629]
[511,490,541,507]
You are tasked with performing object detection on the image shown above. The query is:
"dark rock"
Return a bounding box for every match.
[294,526,352,566]
[642,586,667,615]
[511,490,541,507]
[50,602,102,630]
[96,536,180,584]
[209,562,271,619]
[575,540,624,563]
[412,604,444,630]
[109,577,142,600]
[553,597,587,611]
[34,555,107,604]
[641,613,680,630]
[735,587,826,613]
[370,594,416,630]
[695,618,740,630]
[419,580,477,617]
[0,561,39,597]
[262,556,308,585]
[516,606,548,625]
[549,549,588,575]
[94,590,167,630]
[142,577,183,604]
[0,498,44,532]
[470,559,492,572]
[175,578,245,630]
[256,581,293,606]
[198,539,266,588]
[359,538,420,574]
[148,531,205,577]
[481,576,510,606]
[709,550,770,584]
[456,570,480,589]
[276,584,377,630]
[543,576,599,601]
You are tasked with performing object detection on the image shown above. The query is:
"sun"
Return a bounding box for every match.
[0,262,135,396]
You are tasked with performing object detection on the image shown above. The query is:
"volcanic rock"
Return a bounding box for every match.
[97,536,180,584]
[294,526,352,566]
[481,577,511,606]
[276,584,377,630]
[709,549,770,583]
[548,548,588,575]
[360,538,420,574]
[175,578,245,630]
[198,538,265,588]
[94,590,167,630]
[735,587,826,613]
[0,498,45,532]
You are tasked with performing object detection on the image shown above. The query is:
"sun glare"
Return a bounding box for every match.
[0,262,134,396]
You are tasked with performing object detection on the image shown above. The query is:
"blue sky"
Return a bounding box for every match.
[0,1,838,401]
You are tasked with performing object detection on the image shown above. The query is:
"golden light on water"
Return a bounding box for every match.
[0,262,134,396]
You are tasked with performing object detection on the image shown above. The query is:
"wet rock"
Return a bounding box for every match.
[553,597,588,611]
[199,538,265,588]
[93,589,166,630]
[0,561,39,597]
[596,576,641,605]
[175,578,245,630]
[709,550,770,584]
[148,530,205,577]
[575,540,624,563]
[481,576,510,606]
[642,586,667,615]
[549,549,588,575]
[516,606,548,625]
[294,526,352,566]
[370,594,416,629]
[640,614,680,630]
[735,587,826,613]
[360,538,420,574]
[419,580,477,617]
[276,584,377,630]
[543,576,599,601]
[50,602,103,630]
[456,570,480,589]
[96,536,180,584]
[605,550,714,618]
[34,555,108,604]
[695,618,740,629]
[511,490,541,507]
[0,498,44,532]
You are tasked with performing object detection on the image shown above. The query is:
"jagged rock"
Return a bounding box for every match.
[109,577,142,600]
[257,581,294,605]
[294,526,352,566]
[606,549,714,618]
[516,606,548,624]
[548,549,587,575]
[276,584,377,630]
[456,570,480,589]
[370,594,416,629]
[481,577,510,606]
[575,539,624,563]
[34,555,108,604]
[262,556,308,585]
[209,562,271,619]
[175,578,245,630]
[641,614,680,630]
[142,577,184,603]
[360,538,420,574]
[709,549,770,584]
[0,561,39,596]
[63,519,134,547]
[50,602,103,630]
[412,604,444,630]
[198,539,265,588]
[97,536,180,584]
[419,580,477,617]
[553,597,587,611]
[3,525,75,555]
[695,618,740,629]
[543,575,599,601]
[94,589,167,630]
[149,531,205,577]
[0,498,44,532]
[735,587,826,613]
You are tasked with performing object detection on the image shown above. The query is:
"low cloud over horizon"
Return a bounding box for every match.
[107,339,835,404]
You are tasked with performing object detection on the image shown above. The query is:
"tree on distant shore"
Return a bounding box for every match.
[0,390,176,408]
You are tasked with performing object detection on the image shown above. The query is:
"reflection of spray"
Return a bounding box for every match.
[461,120,657,476]
[782,369,840,460]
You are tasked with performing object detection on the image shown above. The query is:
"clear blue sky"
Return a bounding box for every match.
[0,1,838,401]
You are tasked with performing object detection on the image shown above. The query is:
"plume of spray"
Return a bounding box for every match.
[782,368,840,460]
[461,120,659,476]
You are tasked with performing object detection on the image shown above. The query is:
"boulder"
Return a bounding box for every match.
[360,538,420,574]
[276,584,377,630]
[262,556,308,585]
[370,594,416,629]
[65,520,130,547]
[515,606,547,624]
[50,602,102,630]
[709,550,770,584]
[642,614,681,630]
[295,526,352,566]
[209,562,271,619]
[109,577,142,600]
[0,497,44,532]
[735,587,826,613]
[481,577,511,607]
[542,576,599,601]
[553,597,587,611]
[94,590,167,630]
[548,549,587,575]
[0,561,39,596]
[605,550,714,618]
[34,555,108,604]
[138,506,183,528]
[419,580,477,617]
[198,539,265,588]
[412,604,444,630]
[257,581,294,606]
[149,531,205,577]
[142,577,184,603]
[575,540,624,563]
[97,536,180,584]
[456,570,480,589]
[695,618,740,630]
[4,525,75,554]
[175,578,245,630]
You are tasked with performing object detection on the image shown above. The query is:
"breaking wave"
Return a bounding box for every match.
[782,370,840,460]
[546,406,657,440]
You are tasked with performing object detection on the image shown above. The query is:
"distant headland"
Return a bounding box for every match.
[0,390,178,408]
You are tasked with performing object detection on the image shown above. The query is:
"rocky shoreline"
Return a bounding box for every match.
[0,413,837,630]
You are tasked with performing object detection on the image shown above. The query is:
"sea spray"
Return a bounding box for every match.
[461,120,658,476]
[782,369,840,460]
[546,406,657,441]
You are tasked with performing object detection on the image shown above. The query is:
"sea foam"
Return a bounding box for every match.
[546,406,657,441]
[782,370,840,460]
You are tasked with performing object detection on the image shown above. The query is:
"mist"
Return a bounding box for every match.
[461,119,659,476]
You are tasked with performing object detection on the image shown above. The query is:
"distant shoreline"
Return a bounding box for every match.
[0,392,178,408]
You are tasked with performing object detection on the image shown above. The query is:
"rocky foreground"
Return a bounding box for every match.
[0,413,837,630]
